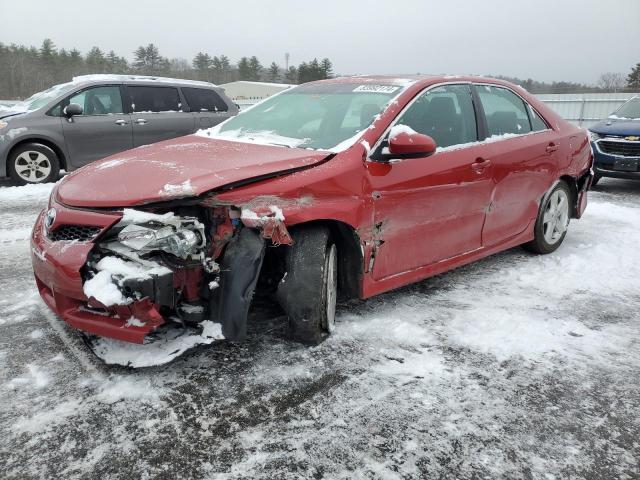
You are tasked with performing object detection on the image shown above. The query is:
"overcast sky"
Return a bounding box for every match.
[1,0,638,84]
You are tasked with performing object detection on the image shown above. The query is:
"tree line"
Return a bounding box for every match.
[1,38,638,100]
[0,39,334,100]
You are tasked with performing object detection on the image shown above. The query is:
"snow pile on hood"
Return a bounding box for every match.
[88,321,225,368]
[83,256,171,306]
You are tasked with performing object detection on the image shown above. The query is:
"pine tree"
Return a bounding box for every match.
[193,52,212,72]
[86,47,106,72]
[39,38,57,63]
[628,63,640,89]
[320,58,333,79]
[268,62,280,82]
[248,56,262,81]
[238,57,251,80]
[284,66,298,84]
[133,44,167,74]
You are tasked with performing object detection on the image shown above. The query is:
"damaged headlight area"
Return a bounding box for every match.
[117,220,205,259]
[80,202,292,346]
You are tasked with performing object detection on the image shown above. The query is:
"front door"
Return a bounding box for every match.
[61,85,133,167]
[126,85,196,147]
[368,84,494,280]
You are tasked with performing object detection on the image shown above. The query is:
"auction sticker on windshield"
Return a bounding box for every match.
[353,85,400,93]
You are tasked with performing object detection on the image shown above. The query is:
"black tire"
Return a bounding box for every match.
[8,143,60,185]
[591,174,601,187]
[277,225,338,345]
[524,181,572,254]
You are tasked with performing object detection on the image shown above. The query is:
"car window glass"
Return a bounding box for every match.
[182,87,228,112]
[392,84,478,149]
[129,86,181,113]
[340,94,388,130]
[527,104,548,131]
[477,85,532,136]
[67,86,123,115]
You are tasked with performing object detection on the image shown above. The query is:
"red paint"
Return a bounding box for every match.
[388,132,437,156]
[32,75,593,343]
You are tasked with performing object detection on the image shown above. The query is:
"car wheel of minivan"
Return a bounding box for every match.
[8,143,60,185]
[591,174,601,187]
[277,225,338,345]
[524,181,572,254]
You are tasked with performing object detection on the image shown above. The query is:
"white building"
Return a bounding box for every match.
[219,81,294,108]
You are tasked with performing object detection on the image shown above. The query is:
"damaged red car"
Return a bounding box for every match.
[31,75,593,351]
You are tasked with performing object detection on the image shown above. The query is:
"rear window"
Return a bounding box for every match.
[182,88,228,112]
[128,86,181,113]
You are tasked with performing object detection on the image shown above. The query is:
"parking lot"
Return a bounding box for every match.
[0,177,637,479]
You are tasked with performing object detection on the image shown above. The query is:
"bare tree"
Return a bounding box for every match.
[597,72,626,92]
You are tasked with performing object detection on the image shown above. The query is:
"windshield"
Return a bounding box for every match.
[13,82,77,112]
[611,97,640,120]
[210,83,404,150]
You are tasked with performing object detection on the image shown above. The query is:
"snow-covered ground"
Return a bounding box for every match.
[0,178,639,479]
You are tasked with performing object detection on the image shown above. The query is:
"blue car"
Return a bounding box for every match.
[589,96,640,185]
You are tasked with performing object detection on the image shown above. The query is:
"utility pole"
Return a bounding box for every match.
[285,52,290,72]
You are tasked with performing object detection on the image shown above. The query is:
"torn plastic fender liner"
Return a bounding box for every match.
[216,227,266,341]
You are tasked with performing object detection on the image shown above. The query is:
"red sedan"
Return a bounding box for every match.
[31,75,593,347]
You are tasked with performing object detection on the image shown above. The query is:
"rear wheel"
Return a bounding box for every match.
[8,143,60,185]
[591,174,601,187]
[524,181,571,254]
[277,225,338,345]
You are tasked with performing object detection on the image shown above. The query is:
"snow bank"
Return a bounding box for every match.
[89,321,225,368]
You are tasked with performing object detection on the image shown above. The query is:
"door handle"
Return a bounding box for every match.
[546,143,559,153]
[114,119,129,126]
[135,118,148,125]
[471,157,491,173]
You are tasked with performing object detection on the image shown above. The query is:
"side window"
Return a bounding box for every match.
[477,85,532,136]
[128,86,181,113]
[182,88,228,112]
[527,104,548,132]
[392,84,478,149]
[66,86,123,115]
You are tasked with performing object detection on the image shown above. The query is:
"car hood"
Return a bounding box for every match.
[57,135,332,208]
[590,118,640,137]
[0,110,28,120]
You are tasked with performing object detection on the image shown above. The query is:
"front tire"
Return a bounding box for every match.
[277,225,338,345]
[8,143,60,185]
[524,181,572,254]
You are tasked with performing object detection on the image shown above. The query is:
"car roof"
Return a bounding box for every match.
[71,74,219,89]
[306,74,526,91]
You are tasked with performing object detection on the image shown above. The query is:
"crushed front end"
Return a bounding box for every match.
[31,194,292,348]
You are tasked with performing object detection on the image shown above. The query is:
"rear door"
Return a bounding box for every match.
[473,84,559,246]
[181,87,231,129]
[126,85,196,147]
[60,84,133,167]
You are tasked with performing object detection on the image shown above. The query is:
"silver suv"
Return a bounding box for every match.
[0,75,238,184]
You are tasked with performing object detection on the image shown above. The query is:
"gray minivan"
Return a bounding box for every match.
[0,75,238,184]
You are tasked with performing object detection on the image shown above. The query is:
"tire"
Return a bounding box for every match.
[8,143,60,185]
[591,174,601,187]
[277,225,338,345]
[524,181,572,254]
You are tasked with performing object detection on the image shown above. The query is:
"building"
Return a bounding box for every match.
[535,92,639,128]
[219,81,294,109]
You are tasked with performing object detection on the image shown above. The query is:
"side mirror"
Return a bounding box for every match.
[385,130,437,160]
[63,103,83,117]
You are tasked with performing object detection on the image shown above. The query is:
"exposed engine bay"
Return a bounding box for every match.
[81,202,293,350]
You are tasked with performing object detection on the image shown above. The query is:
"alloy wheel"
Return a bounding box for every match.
[15,151,52,183]
[542,189,569,244]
